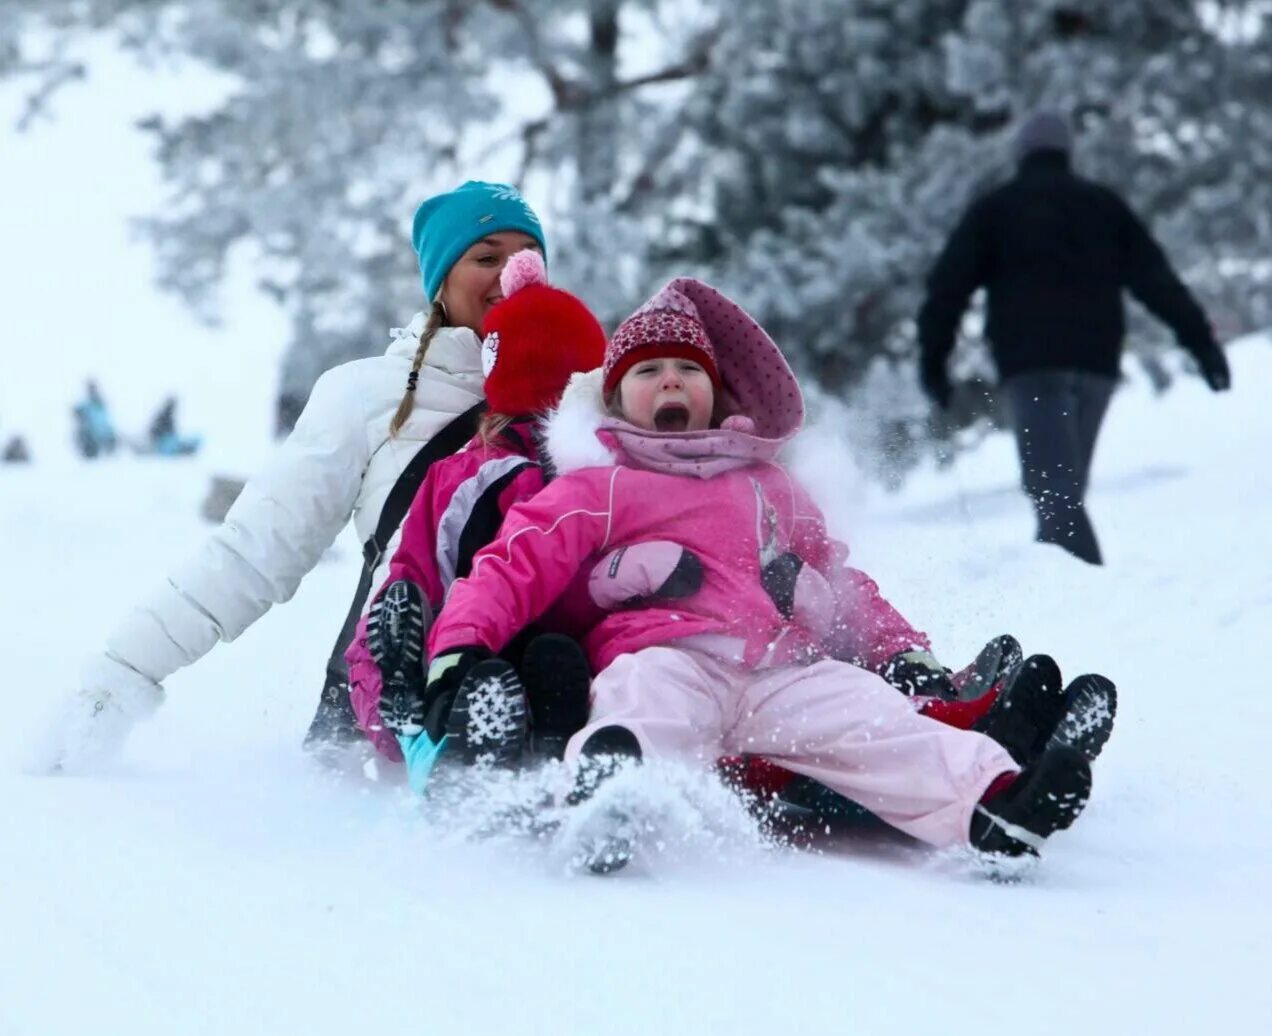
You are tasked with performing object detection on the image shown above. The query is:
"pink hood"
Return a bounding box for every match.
[545,278,805,480]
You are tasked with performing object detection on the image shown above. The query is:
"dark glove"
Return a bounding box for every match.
[881,649,957,700]
[411,647,491,741]
[761,552,803,619]
[1196,346,1231,392]
[920,360,953,410]
[948,634,1024,702]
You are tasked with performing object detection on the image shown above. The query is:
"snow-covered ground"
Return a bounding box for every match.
[3,337,1269,1036]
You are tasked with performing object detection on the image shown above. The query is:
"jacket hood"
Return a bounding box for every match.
[664,277,804,440]
[542,369,618,476]
[386,316,482,378]
[543,280,804,479]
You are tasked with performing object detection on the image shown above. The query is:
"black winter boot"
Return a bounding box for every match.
[366,580,430,736]
[567,725,643,875]
[444,659,529,768]
[520,634,592,760]
[970,746,1092,857]
[973,654,1067,766]
[1046,673,1117,763]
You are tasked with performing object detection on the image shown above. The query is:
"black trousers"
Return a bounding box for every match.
[1001,370,1117,565]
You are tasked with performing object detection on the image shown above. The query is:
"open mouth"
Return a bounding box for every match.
[653,403,690,432]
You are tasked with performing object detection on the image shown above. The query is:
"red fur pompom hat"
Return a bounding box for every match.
[480,250,607,415]
[602,283,722,400]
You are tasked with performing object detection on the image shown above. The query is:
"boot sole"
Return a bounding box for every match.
[974,746,1092,857]
[445,659,528,768]
[1046,674,1117,764]
[366,580,426,677]
[577,808,636,876]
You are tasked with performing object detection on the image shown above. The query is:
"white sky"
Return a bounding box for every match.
[0,38,289,469]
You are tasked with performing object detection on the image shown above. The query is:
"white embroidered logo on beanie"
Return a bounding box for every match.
[487,183,541,226]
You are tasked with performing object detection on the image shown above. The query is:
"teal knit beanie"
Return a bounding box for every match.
[411,181,546,302]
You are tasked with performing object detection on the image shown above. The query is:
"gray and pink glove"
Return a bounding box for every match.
[588,541,703,609]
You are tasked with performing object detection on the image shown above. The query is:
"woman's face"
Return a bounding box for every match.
[618,355,715,432]
[439,232,542,332]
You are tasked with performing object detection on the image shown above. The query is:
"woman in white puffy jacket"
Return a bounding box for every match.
[40,181,547,773]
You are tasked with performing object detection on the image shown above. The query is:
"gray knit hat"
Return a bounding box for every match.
[1014,110,1072,162]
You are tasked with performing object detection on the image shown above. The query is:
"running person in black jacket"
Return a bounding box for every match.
[918,111,1231,565]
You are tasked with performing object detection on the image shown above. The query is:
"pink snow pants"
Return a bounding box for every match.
[565,646,1020,849]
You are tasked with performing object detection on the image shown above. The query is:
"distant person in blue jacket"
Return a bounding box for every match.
[2,434,31,464]
[145,396,202,456]
[71,380,118,460]
[917,111,1231,565]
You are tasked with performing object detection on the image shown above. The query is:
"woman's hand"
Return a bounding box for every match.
[30,655,163,775]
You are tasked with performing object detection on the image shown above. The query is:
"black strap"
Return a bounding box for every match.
[304,401,485,747]
[363,400,486,568]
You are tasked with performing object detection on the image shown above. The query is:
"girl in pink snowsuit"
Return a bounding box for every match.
[425,279,1093,857]
[343,251,607,761]
[345,252,699,767]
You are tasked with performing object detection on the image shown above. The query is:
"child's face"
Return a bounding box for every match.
[618,355,715,432]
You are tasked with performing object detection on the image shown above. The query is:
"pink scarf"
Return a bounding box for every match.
[595,414,791,479]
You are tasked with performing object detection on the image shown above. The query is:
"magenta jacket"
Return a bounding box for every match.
[345,420,692,759]
[428,278,928,675]
[345,422,558,758]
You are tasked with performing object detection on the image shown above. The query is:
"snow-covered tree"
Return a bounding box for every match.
[639,1,1272,478]
[5,0,1270,480]
[1,0,704,426]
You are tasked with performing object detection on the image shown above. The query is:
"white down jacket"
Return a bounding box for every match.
[101,319,484,685]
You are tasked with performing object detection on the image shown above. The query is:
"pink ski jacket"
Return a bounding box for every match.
[429,279,929,675]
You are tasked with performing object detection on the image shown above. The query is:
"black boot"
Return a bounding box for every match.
[973,654,1067,766]
[520,633,591,760]
[567,725,643,875]
[303,673,365,752]
[444,659,529,768]
[366,580,429,736]
[1046,673,1117,763]
[970,746,1092,857]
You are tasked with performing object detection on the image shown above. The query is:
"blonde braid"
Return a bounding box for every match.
[389,302,446,437]
[477,412,516,445]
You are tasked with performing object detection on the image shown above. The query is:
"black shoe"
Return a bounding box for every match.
[366,580,429,735]
[520,633,591,760]
[303,674,365,751]
[951,634,1024,702]
[973,654,1067,766]
[575,811,639,875]
[444,659,529,768]
[567,726,642,803]
[566,726,643,875]
[970,746,1092,857]
[1046,673,1117,764]
[367,580,427,676]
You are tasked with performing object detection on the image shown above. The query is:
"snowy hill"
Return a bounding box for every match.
[2,340,1270,1035]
